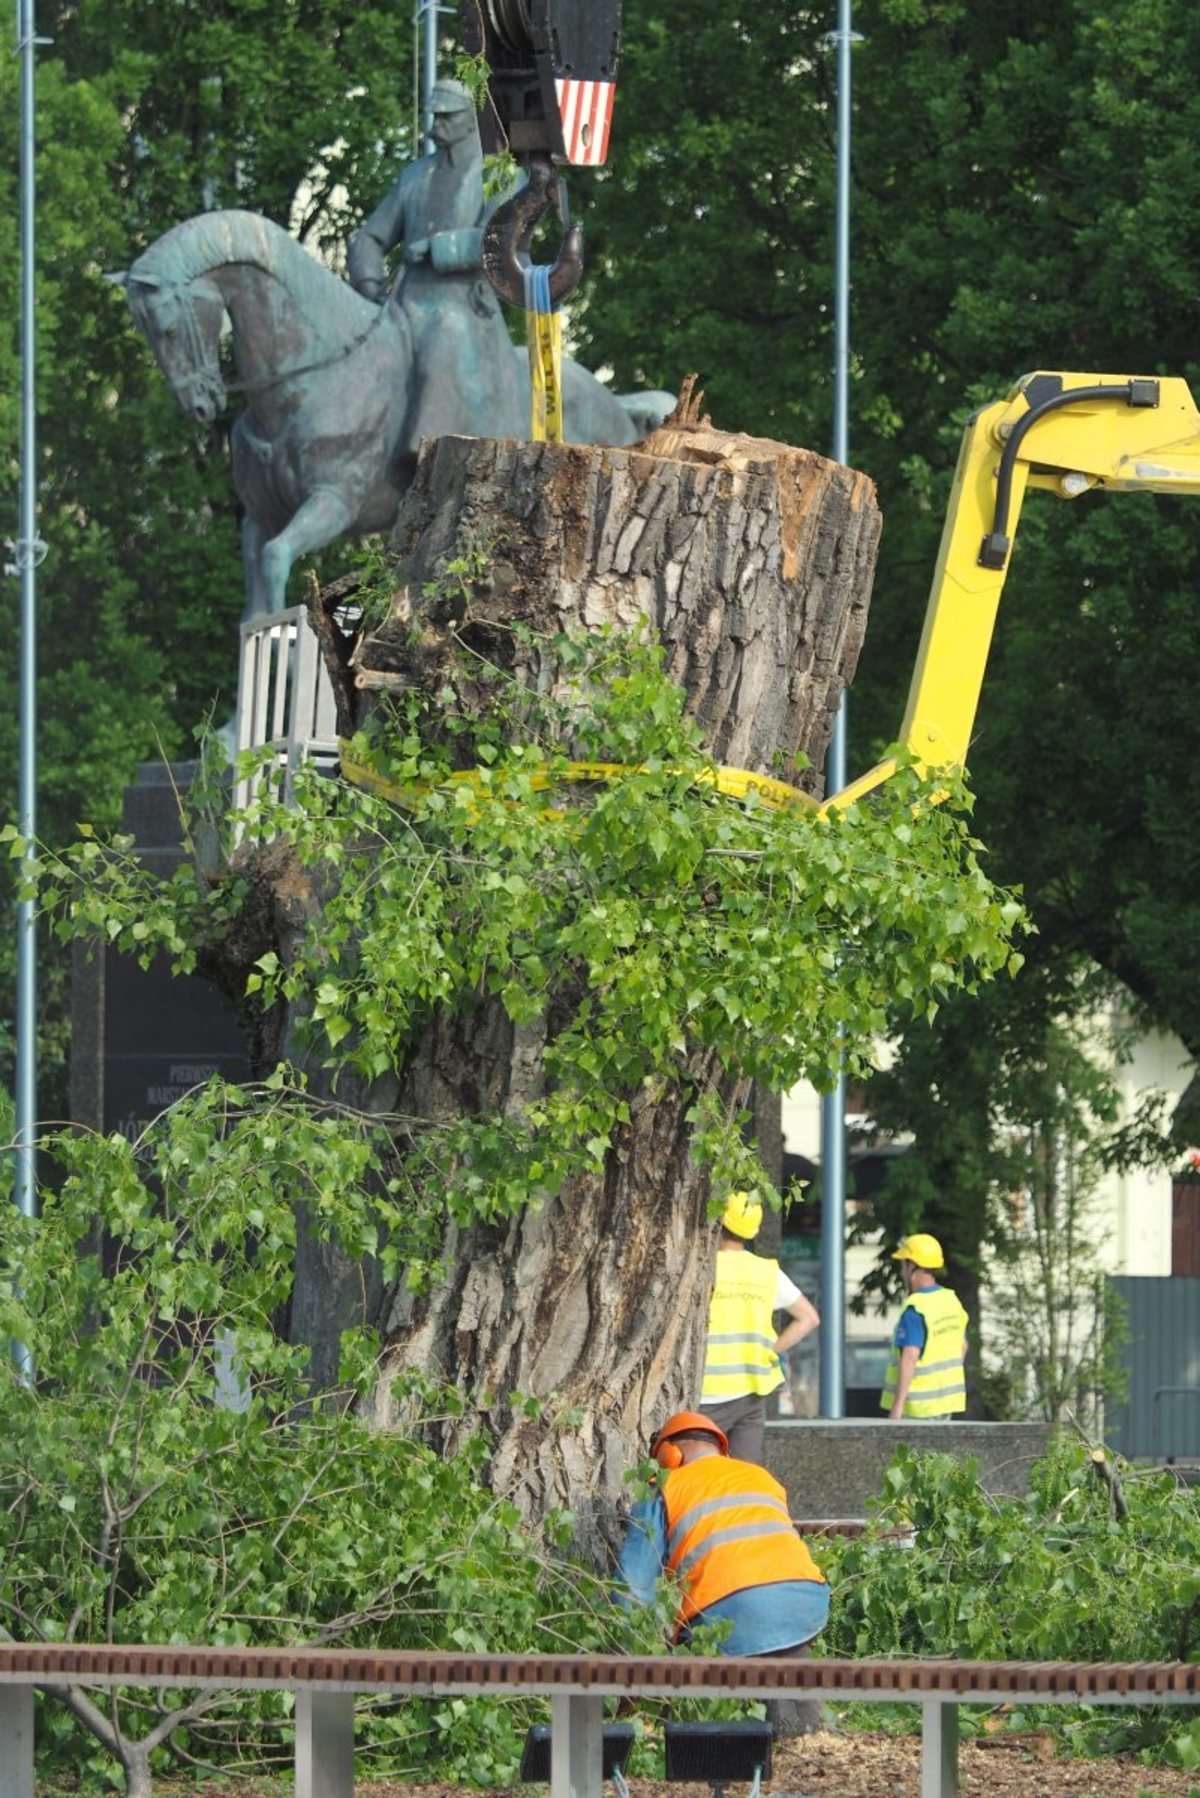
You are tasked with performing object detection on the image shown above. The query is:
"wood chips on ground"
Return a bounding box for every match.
[138,1730,1200,1798]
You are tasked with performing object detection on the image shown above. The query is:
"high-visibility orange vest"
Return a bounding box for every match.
[662,1455,824,1624]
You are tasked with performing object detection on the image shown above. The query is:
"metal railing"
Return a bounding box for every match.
[1,1644,1197,1798]
[234,606,340,814]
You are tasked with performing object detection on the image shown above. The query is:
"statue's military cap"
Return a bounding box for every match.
[429,79,475,115]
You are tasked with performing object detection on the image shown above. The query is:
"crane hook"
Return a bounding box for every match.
[481,153,584,311]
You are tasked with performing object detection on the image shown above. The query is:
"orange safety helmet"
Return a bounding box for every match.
[650,1410,730,1470]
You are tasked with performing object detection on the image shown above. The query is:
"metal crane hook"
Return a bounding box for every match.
[481,153,584,310]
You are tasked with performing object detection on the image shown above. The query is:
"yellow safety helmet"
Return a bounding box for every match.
[721,1191,763,1240]
[891,1232,945,1270]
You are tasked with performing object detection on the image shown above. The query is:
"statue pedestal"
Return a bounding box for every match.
[70,761,251,1138]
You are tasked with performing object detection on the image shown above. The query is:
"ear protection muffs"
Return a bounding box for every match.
[649,1411,730,1471]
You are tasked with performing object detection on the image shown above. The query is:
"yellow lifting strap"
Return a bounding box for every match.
[338,747,821,817]
[524,264,564,444]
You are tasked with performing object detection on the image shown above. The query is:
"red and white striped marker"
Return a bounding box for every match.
[555,78,615,166]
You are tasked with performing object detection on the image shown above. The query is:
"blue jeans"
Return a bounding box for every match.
[690,1580,830,1656]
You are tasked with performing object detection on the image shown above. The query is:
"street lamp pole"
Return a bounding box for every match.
[414,0,454,153]
[10,0,49,1378]
[818,0,856,1419]
[14,0,47,1227]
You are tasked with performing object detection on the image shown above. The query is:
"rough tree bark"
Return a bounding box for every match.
[255,391,880,1538]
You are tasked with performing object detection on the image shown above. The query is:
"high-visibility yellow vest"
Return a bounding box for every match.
[663,1455,825,1624]
[879,1286,969,1417]
[701,1251,783,1403]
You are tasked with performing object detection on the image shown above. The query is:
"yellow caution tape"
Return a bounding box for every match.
[338,746,819,817]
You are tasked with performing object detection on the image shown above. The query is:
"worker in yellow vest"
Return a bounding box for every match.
[699,1192,820,1465]
[616,1411,829,1653]
[880,1232,969,1419]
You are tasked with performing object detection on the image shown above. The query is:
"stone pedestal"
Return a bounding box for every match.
[765,1418,1053,1520]
[70,761,251,1139]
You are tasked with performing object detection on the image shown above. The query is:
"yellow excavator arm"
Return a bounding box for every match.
[827,370,1200,812]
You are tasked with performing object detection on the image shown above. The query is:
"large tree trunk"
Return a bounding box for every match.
[270,400,880,1537]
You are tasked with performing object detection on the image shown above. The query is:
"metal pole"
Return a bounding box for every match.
[14,0,46,1244]
[831,0,853,475]
[818,0,855,1419]
[419,0,439,154]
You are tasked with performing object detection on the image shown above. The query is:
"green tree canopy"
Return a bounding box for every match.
[577,0,1200,1303]
[580,0,1200,1054]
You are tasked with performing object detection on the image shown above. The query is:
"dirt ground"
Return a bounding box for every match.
[132,1730,1200,1798]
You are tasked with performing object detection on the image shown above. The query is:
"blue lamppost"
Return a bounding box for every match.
[10,0,50,1376]
[818,0,859,1419]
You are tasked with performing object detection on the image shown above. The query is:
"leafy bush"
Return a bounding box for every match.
[0,1083,669,1794]
[821,1440,1200,1758]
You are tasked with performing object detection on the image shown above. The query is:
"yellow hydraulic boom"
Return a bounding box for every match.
[828,370,1200,812]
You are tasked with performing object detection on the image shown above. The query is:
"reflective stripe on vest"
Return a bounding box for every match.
[662,1456,824,1623]
[667,1489,791,1557]
[701,1251,783,1401]
[880,1285,969,1418]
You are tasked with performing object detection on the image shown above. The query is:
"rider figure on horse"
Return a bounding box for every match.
[348,80,524,446]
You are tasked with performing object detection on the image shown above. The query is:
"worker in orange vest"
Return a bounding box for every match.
[616,1411,829,1654]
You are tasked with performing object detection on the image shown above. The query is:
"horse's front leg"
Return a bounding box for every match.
[262,487,354,612]
[241,514,275,622]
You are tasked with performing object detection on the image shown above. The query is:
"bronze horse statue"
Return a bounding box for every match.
[112,210,673,614]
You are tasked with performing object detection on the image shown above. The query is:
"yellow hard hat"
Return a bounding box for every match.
[721,1192,763,1240]
[891,1232,945,1270]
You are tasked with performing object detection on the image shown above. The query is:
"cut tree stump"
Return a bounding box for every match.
[279,405,881,1542]
[341,393,879,781]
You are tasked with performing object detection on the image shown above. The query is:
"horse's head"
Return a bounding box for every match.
[111,269,228,425]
